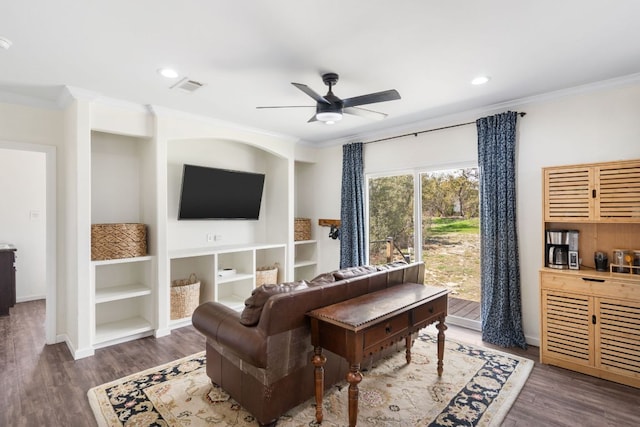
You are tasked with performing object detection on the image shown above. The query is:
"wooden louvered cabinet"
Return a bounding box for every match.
[540,270,640,388]
[544,159,640,223]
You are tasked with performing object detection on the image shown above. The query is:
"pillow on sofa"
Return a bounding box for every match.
[309,271,336,284]
[333,265,378,280]
[239,281,308,326]
[376,260,408,270]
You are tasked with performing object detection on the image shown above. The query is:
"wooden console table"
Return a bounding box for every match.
[307,282,449,426]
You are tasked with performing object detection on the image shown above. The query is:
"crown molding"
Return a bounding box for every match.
[56,86,102,108]
[312,72,640,148]
[0,88,60,110]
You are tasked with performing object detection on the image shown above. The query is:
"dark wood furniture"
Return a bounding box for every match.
[0,246,17,316]
[307,282,449,426]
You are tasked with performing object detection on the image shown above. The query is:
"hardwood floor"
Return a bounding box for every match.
[1,300,639,426]
[448,296,481,321]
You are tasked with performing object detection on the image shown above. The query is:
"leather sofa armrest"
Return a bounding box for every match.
[192,302,268,368]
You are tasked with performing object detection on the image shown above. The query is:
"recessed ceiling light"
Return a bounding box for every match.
[158,68,179,79]
[0,37,12,50]
[471,76,490,85]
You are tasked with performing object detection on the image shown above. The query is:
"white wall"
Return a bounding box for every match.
[300,145,343,272]
[0,148,46,301]
[515,82,640,344]
[166,138,274,250]
[311,80,640,345]
[91,132,145,223]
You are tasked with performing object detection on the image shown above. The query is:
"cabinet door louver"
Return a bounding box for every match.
[545,168,592,220]
[597,165,640,219]
[543,291,593,365]
[597,300,640,378]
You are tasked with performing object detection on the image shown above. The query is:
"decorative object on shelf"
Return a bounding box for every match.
[294,218,311,241]
[594,251,608,272]
[610,248,640,275]
[318,218,341,239]
[91,223,147,260]
[329,224,340,240]
[612,249,631,273]
[256,264,278,286]
[217,268,237,277]
[170,273,200,320]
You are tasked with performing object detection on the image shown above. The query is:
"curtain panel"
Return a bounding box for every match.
[340,142,366,268]
[477,111,527,348]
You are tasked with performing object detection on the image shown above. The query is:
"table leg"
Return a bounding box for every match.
[405,335,413,364]
[312,346,327,423]
[436,319,447,376]
[346,363,362,427]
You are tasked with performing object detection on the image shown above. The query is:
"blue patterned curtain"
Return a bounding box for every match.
[477,111,527,348]
[340,142,366,268]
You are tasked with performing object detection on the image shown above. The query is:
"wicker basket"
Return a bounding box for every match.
[91,223,147,260]
[256,265,278,286]
[170,273,201,320]
[294,218,311,241]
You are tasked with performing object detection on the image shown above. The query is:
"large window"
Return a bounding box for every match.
[368,167,480,325]
[368,174,415,264]
[421,168,480,303]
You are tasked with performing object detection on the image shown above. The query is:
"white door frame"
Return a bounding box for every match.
[0,140,57,344]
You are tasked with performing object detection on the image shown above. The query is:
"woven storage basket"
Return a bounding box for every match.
[294,218,311,241]
[91,223,147,260]
[256,265,278,286]
[170,273,201,320]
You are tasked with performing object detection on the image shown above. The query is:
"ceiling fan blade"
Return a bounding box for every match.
[307,114,318,123]
[342,89,401,108]
[256,105,314,109]
[344,106,388,120]
[292,83,331,104]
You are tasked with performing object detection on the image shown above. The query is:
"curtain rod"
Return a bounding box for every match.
[364,112,527,145]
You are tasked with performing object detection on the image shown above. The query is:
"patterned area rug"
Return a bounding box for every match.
[88,333,533,426]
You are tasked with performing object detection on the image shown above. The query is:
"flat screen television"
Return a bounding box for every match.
[178,164,265,220]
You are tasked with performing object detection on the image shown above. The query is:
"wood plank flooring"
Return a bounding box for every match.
[1,300,639,426]
[448,296,481,321]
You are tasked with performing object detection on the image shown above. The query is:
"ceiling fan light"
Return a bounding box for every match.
[316,111,342,123]
[471,75,490,85]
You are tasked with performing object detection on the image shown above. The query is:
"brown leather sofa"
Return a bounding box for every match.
[192,261,425,426]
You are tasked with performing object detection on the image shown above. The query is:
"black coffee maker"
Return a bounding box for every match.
[546,230,569,269]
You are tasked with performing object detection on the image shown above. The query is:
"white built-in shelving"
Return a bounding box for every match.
[294,240,317,281]
[169,243,286,323]
[89,131,156,350]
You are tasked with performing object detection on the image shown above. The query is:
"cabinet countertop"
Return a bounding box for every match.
[0,243,16,252]
[540,266,640,284]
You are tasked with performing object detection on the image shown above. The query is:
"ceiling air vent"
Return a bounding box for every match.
[171,77,205,92]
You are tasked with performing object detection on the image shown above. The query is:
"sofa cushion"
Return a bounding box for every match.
[309,271,336,284]
[240,281,308,326]
[376,260,409,270]
[333,265,378,280]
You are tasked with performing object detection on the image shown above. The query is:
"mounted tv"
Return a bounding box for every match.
[178,164,265,220]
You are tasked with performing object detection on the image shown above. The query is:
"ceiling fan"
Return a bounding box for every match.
[257,73,401,124]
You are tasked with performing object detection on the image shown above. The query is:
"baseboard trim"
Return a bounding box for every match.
[59,334,95,360]
[447,315,481,331]
[16,295,46,303]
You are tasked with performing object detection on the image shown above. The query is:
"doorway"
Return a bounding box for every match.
[0,141,56,344]
[420,168,481,330]
[367,166,481,331]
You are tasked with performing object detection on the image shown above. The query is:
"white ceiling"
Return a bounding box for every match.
[2,1,640,145]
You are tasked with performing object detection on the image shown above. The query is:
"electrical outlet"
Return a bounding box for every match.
[206,233,213,242]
